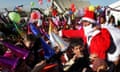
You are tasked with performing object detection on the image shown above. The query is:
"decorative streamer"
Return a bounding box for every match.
[13,22,26,39]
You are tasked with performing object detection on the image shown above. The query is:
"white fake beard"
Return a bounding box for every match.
[83,24,94,36]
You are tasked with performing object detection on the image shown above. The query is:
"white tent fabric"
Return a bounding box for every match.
[107,1,120,25]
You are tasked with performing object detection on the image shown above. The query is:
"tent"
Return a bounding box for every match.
[106,0,120,25]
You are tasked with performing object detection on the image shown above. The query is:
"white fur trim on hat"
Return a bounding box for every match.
[82,17,95,23]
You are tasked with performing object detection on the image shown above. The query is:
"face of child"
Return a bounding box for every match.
[72,45,83,56]
[100,17,105,24]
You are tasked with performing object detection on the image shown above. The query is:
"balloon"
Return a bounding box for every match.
[71,3,75,9]
[31,11,41,20]
[47,0,51,2]
[8,12,21,23]
[31,2,35,7]
[89,5,95,12]
[71,7,76,12]
[38,0,43,5]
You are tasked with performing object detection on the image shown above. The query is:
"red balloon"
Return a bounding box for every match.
[38,0,43,5]
[71,3,75,9]
[71,7,76,12]
[47,0,51,2]
[31,11,40,20]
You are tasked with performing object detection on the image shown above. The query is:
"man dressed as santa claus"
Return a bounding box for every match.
[52,6,120,72]
[53,6,112,61]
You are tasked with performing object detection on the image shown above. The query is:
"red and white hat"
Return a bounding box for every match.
[81,8,95,23]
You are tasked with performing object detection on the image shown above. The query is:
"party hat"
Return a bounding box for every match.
[1,41,29,60]
[30,22,55,59]
[0,56,19,71]
[51,32,69,52]
[29,23,41,38]
[39,38,55,60]
[48,20,58,48]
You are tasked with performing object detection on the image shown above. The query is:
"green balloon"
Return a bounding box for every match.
[31,2,35,7]
[8,12,21,23]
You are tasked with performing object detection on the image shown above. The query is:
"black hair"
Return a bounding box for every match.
[117,20,120,26]
[108,15,115,25]
[69,38,84,49]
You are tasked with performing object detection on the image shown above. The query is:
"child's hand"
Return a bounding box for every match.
[52,27,59,35]
[71,55,77,61]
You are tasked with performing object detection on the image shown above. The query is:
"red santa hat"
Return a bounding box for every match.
[81,7,95,23]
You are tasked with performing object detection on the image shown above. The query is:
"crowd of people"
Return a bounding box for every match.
[0,3,120,72]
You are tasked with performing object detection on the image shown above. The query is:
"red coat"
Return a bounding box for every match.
[61,28,111,60]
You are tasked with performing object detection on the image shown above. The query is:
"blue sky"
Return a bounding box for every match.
[0,0,118,10]
[0,0,50,11]
[89,0,118,6]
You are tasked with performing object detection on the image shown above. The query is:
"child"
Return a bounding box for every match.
[63,38,92,72]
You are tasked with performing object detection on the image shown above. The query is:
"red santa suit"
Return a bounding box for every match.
[101,23,120,62]
[60,28,111,60]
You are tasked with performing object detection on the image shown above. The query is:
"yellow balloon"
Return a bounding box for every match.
[89,5,95,11]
